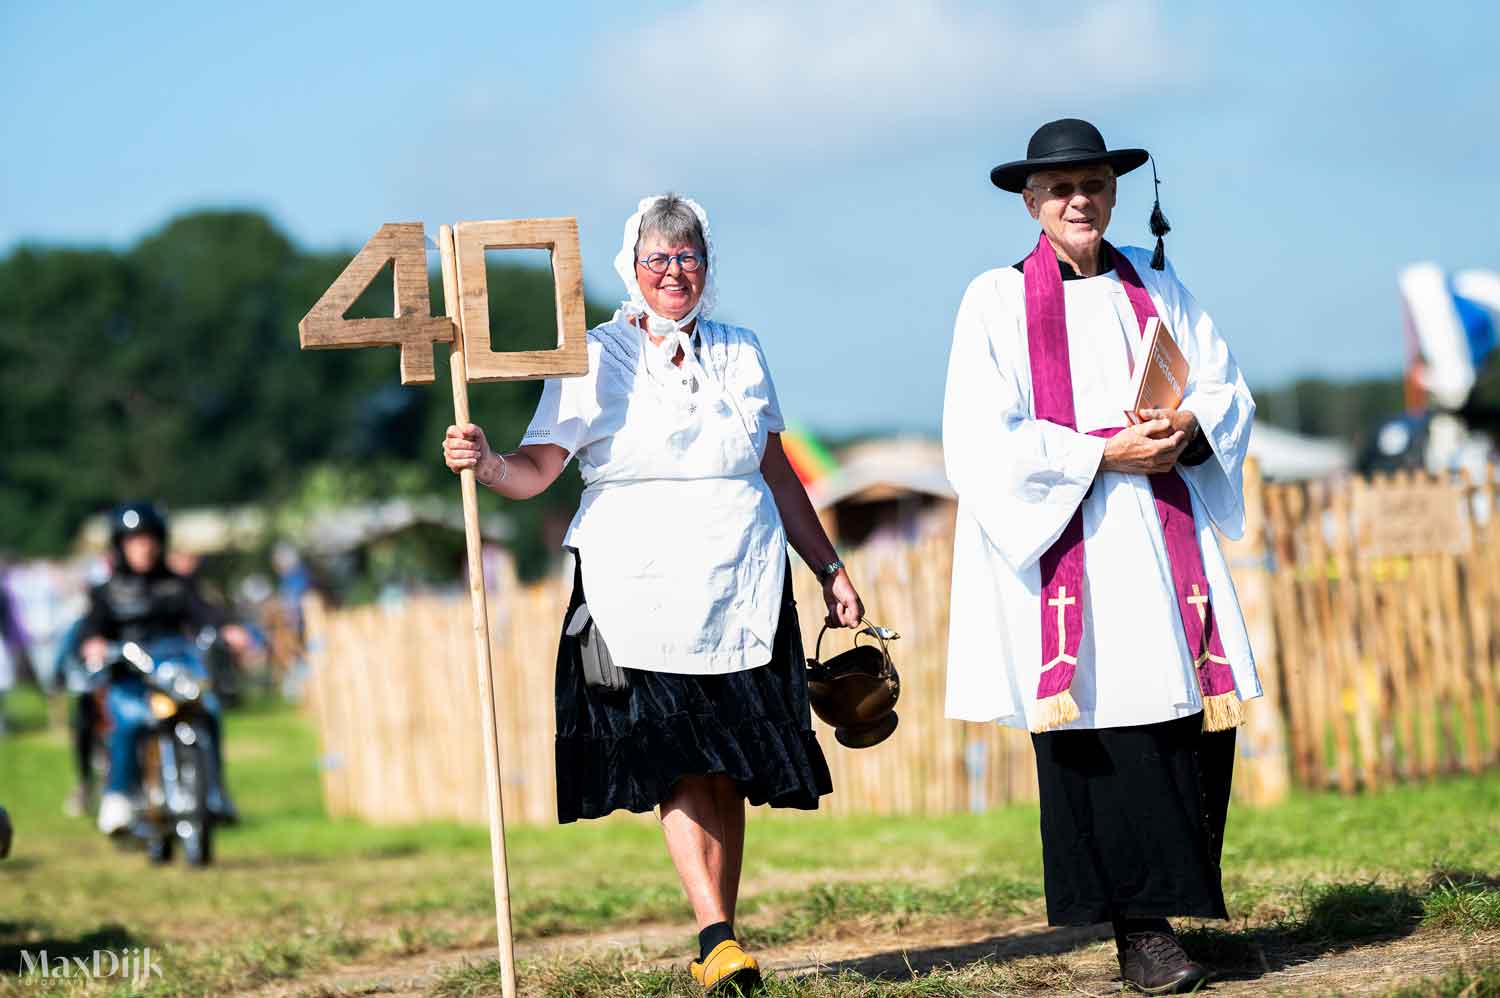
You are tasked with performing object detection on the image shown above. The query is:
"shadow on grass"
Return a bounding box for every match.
[791,878,1478,989]
[0,922,144,976]
[791,922,1111,980]
[1179,881,1427,983]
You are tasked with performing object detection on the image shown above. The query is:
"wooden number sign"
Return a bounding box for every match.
[454,218,588,382]
[298,222,454,384]
[296,216,589,998]
[297,219,589,384]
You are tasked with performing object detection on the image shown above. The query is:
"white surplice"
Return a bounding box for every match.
[942,245,1262,731]
[520,315,788,676]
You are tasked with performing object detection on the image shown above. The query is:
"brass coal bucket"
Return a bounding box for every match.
[806,621,901,749]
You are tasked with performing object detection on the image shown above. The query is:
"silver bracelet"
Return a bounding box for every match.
[479,453,509,487]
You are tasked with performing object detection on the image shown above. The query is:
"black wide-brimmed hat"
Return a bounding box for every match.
[989,118,1149,193]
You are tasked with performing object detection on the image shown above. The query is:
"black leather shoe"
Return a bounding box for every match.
[1118,930,1209,994]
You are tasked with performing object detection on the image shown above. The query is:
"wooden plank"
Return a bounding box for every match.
[298,222,454,385]
[1281,484,1325,787]
[1265,486,1311,787]
[1353,478,1473,559]
[1470,469,1500,764]
[1223,458,1290,805]
[453,218,589,383]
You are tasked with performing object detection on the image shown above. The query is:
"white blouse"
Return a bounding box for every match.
[942,247,1263,731]
[520,316,788,676]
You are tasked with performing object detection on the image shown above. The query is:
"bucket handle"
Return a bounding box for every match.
[813,618,900,664]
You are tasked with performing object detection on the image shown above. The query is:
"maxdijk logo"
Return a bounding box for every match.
[17,947,163,984]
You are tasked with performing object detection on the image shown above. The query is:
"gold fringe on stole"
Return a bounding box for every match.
[1030,690,1081,733]
[1200,691,1243,732]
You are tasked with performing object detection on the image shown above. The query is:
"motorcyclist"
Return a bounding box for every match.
[79,502,249,834]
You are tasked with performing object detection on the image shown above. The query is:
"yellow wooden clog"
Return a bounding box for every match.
[689,939,762,993]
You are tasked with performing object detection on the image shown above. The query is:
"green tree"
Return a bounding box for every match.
[0,210,612,578]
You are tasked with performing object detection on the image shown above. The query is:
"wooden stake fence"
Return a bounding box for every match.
[303,460,1500,825]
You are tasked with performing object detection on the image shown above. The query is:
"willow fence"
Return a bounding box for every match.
[301,459,1500,826]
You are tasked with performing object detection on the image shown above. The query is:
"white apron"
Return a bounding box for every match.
[565,326,787,675]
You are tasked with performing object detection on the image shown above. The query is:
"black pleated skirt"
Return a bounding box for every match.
[1031,713,1237,925]
[554,559,833,824]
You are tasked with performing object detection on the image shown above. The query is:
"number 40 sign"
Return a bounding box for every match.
[299,218,589,383]
[297,218,590,998]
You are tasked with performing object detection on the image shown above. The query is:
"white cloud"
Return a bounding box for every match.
[596,0,1179,153]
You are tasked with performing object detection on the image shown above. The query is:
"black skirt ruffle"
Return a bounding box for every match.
[554,558,833,823]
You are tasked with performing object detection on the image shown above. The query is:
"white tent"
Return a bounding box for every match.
[806,425,1350,508]
[1248,423,1351,481]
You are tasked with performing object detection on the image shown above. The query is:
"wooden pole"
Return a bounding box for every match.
[1223,458,1290,805]
[439,223,518,998]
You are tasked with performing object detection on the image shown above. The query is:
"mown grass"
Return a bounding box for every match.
[1421,874,1500,933]
[1386,962,1500,997]
[435,950,1088,998]
[1,685,1498,997]
[433,872,1500,997]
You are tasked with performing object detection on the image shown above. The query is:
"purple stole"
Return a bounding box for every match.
[1022,232,1242,733]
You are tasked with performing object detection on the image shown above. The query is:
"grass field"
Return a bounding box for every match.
[1,686,1497,997]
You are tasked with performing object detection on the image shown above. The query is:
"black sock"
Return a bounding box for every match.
[698,921,734,960]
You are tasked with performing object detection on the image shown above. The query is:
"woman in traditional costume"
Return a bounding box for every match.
[443,193,862,992]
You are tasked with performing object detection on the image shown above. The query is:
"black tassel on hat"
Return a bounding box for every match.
[1148,155,1170,271]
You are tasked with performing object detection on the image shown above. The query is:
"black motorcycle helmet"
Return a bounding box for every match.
[108,501,169,569]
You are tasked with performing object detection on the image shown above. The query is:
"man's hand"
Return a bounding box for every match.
[1100,418,1187,475]
[221,623,258,659]
[81,636,108,668]
[1137,407,1199,442]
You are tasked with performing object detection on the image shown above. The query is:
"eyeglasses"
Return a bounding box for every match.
[637,252,705,275]
[1027,178,1111,200]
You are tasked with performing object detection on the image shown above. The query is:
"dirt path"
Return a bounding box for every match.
[251,917,1498,997]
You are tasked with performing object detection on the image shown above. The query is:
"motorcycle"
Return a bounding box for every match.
[87,637,224,866]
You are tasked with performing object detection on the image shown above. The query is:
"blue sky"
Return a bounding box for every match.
[3,1,1496,434]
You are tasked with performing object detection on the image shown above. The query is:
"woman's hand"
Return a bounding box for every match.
[1099,418,1187,475]
[443,423,495,480]
[822,569,864,629]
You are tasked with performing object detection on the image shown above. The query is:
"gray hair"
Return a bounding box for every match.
[635,194,707,259]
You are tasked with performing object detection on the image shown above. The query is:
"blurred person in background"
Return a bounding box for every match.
[78,502,253,834]
[0,563,36,735]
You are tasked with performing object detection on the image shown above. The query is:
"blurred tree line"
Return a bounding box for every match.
[0,211,613,577]
[1253,376,1405,450]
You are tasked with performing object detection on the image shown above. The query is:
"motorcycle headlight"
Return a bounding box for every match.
[172,675,203,701]
[148,691,178,720]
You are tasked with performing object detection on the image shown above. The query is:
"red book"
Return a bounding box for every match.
[1124,316,1189,425]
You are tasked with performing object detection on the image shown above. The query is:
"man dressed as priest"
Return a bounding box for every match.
[941,118,1260,994]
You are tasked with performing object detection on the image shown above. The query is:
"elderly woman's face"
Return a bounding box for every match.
[1022,164,1116,264]
[635,231,707,322]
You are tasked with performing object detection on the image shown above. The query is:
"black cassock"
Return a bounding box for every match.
[1032,713,1236,925]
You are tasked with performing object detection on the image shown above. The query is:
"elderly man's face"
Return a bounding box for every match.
[1022,164,1116,266]
[635,232,707,322]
